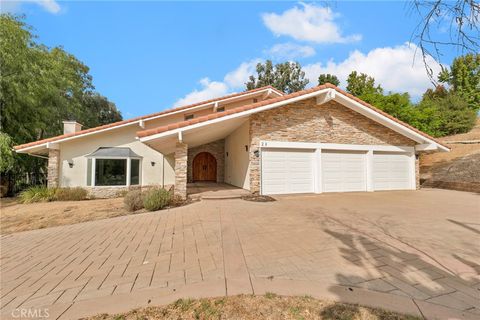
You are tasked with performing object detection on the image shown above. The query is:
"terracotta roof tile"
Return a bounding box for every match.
[14,85,281,151]
[137,83,449,150]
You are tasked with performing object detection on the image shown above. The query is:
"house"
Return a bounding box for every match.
[14,84,449,198]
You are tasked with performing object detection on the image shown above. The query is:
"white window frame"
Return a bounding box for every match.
[87,156,142,187]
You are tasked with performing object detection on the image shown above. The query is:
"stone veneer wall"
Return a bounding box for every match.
[47,149,60,188]
[86,184,174,199]
[174,142,188,199]
[187,139,225,183]
[249,98,417,193]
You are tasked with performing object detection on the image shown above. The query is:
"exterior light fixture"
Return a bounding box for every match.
[68,161,74,168]
[151,161,156,166]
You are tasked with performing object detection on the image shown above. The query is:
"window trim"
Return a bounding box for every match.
[87,156,142,187]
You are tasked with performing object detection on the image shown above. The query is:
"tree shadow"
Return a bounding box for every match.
[447,219,480,235]
[323,222,480,313]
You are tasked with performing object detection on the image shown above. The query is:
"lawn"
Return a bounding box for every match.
[88,294,420,320]
[0,197,132,234]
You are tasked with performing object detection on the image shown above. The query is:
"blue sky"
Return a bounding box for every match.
[2,1,457,119]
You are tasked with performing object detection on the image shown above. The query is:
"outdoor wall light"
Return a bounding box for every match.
[253,150,259,157]
[151,161,156,166]
[245,145,249,152]
[68,161,74,168]
[226,152,229,157]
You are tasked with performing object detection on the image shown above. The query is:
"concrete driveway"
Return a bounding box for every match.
[1,189,479,319]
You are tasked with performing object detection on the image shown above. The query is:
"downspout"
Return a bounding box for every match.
[162,156,165,188]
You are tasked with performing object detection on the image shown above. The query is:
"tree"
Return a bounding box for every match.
[245,60,309,94]
[82,93,122,127]
[417,91,476,136]
[346,71,383,96]
[0,14,122,193]
[318,74,340,86]
[438,53,480,111]
[0,133,14,173]
[410,1,479,80]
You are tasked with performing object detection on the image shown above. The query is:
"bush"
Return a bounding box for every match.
[143,188,171,211]
[168,194,186,207]
[55,187,88,201]
[124,189,144,212]
[18,186,56,203]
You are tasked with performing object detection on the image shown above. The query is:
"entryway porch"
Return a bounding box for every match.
[187,182,250,200]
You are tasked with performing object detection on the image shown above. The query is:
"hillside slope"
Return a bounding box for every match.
[420,119,480,192]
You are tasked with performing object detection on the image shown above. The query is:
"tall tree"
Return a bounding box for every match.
[346,71,383,96]
[245,60,309,94]
[438,53,480,111]
[318,74,340,86]
[0,14,122,193]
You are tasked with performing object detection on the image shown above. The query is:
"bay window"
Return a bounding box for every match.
[86,147,142,187]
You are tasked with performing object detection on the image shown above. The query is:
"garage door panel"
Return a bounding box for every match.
[262,148,315,195]
[373,152,412,190]
[322,151,367,193]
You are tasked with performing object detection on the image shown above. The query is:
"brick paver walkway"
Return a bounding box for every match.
[1,189,479,319]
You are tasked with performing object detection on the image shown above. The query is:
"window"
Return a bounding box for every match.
[217,106,225,112]
[95,159,127,186]
[130,159,140,185]
[86,147,142,187]
[184,114,194,120]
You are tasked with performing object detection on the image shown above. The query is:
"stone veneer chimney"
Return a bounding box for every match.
[63,121,83,135]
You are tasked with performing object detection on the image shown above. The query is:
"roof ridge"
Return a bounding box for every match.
[137,83,448,150]
[14,85,282,151]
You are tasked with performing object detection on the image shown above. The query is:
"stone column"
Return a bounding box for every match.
[47,149,60,188]
[174,142,188,199]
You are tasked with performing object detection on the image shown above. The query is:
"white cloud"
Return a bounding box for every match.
[174,60,260,107]
[303,42,441,98]
[262,3,361,44]
[0,0,61,14]
[267,43,316,60]
[173,78,229,107]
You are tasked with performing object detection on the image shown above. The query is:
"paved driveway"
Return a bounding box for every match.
[1,189,479,319]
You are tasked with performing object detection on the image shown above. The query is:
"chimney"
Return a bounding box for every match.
[63,121,83,135]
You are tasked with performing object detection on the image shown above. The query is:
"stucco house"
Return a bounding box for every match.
[14,84,449,199]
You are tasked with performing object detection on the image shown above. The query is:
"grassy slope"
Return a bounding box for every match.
[420,119,480,189]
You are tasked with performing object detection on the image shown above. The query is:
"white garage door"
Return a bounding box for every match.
[373,152,412,190]
[261,148,315,195]
[322,150,367,192]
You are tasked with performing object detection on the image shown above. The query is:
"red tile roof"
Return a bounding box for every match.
[137,83,449,150]
[14,86,282,151]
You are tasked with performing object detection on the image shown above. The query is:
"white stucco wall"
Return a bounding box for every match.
[225,120,250,190]
[59,125,175,188]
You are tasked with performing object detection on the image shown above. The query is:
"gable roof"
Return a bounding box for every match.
[14,85,283,152]
[138,83,449,152]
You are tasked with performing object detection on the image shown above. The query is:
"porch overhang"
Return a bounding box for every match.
[138,114,249,154]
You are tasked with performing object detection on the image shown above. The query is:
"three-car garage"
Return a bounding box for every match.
[260,141,416,195]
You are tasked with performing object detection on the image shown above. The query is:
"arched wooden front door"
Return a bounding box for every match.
[193,152,217,182]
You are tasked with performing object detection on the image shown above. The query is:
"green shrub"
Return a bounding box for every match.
[143,188,171,211]
[124,189,144,212]
[55,187,88,201]
[18,186,56,203]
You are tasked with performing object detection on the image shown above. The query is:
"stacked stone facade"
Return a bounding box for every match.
[174,142,188,199]
[249,99,417,193]
[47,149,60,188]
[187,139,225,183]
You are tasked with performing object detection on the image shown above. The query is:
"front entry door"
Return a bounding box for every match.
[193,152,217,182]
